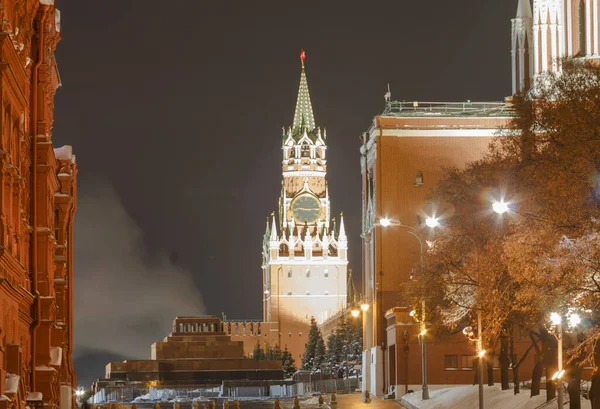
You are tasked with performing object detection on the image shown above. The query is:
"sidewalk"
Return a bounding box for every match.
[333,393,404,409]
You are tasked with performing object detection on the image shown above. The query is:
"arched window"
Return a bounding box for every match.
[324,268,329,278]
[306,268,311,278]
[287,268,292,278]
[415,171,424,186]
[301,143,310,158]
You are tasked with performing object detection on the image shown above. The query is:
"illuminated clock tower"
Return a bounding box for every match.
[261,50,348,358]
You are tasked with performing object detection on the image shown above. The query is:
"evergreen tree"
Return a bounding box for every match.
[265,344,273,360]
[314,336,326,372]
[302,317,325,371]
[272,344,282,361]
[253,340,265,360]
[324,316,363,378]
[325,332,341,376]
[281,346,297,379]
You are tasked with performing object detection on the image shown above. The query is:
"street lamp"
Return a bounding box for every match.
[379,217,392,227]
[351,309,360,318]
[550,312,580,409]
[492,200,509,214]
[361,303,370,312]
[425,217,440,228]
[378,217,437,400]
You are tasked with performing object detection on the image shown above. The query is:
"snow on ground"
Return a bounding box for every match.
[401,385,592,409]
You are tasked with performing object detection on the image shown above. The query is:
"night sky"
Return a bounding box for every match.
[52,1,517,387]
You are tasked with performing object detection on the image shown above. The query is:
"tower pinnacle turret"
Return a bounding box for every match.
[511,0,533,94]
[292,49,316,135]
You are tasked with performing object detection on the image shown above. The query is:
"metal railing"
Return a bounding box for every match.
[382,100,512,117]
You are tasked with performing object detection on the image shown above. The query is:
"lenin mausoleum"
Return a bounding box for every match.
[0,1,77,409]
[93,316,282,399]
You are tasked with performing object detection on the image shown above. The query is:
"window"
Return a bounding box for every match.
[289,332,292,337]
[287,291,292,295]
[287,268,292,278]
[324,269,329,278]
[493,356,500,369]
[445,355,459,370]
[415,171,424,186]
[301,144,310,158]
[306,268,311,278]
[461,355,474,370]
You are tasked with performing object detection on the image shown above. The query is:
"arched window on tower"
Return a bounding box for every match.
[305,268,311,278]
[301,143,310,158]
[415,171,424,186]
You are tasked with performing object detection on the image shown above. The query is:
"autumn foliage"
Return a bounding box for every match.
[405,60,600,407]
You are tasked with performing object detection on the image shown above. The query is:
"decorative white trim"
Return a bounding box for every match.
[283,171,327,177]
[567,0,573,56]
[380,129,500,137]
[587,0,592,56]
[269,259,349,266]
[595,0,599,55]
[273,294,348,298]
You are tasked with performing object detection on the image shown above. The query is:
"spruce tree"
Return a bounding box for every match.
[265,344,273,360]
[314,336,326,373]
[253,340,265,360]
[281,346,297,379]
[326,332,341,376]
[302,317,321,371]
[272,344,282,361]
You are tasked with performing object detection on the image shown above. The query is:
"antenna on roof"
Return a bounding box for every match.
[384,83,391,102]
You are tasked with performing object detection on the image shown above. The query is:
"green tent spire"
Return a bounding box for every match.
[292,49,316,135]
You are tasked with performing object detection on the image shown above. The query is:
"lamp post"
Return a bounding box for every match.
[379,216,438,400]
[360,302,371,403]
[550,312,580,409]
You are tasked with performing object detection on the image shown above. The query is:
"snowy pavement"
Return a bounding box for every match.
[400,385,592,409]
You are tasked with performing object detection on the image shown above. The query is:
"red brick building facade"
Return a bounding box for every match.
[0,2,77,409]
[360,101,537,396]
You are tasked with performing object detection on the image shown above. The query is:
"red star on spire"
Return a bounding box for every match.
[300,49,306,66]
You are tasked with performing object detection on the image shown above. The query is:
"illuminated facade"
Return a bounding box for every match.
[229,51,349,363]
[360,101,521,397]
[0,2,77,409]
[512,0,600,93]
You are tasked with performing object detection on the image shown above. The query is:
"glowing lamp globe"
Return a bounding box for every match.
[360,303,370,312]
[550,312,562,325]
[351,309,360,318]
[492,201,509,214]
[425,217,439,228]
[569,314,581,327]
[379,218,391,227]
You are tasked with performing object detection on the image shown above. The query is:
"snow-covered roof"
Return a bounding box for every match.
[5,373,19,394]
[26,392,43,401]
[50,347,62,366]
[53,145,74,161]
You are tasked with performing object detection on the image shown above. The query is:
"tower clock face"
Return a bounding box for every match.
[291,194,321,224]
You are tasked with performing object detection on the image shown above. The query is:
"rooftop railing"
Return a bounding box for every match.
[382,100,513,117]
